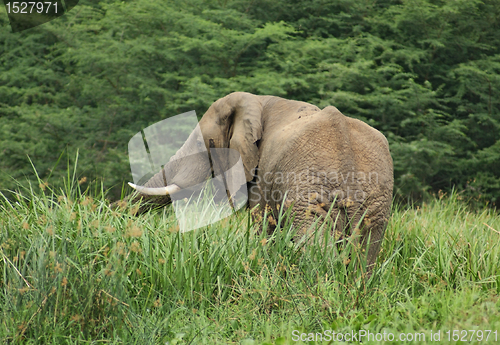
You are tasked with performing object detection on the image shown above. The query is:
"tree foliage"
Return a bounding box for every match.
[0,0,499,204]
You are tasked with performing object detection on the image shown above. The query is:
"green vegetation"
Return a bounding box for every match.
[1,1,499,342]
[1,177,499,344]
[1,0,499,204]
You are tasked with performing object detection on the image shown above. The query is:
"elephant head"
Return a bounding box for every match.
[129,92,264,199]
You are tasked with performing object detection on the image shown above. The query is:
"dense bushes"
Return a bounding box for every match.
[1,0,499,204]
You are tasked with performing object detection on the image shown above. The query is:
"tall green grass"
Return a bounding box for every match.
[1,176,499,344]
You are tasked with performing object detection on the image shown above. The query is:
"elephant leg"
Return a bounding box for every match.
[249,202,280,236]
[293,194,382,278]
[248,179,277,235]
[358,208,389,275]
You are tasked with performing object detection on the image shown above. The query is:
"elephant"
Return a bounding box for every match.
[129,92,393,273]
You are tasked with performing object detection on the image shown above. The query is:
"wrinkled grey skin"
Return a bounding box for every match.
[137,92,393,272]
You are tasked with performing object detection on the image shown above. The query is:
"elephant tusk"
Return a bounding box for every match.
[128,182,181,196]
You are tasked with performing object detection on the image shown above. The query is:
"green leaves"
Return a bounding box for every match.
[0,0,499,204]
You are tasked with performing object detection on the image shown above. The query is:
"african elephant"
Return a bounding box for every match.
[130,92,393,272]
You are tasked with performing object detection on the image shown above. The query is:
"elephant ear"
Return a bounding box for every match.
[225,93,263,182]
